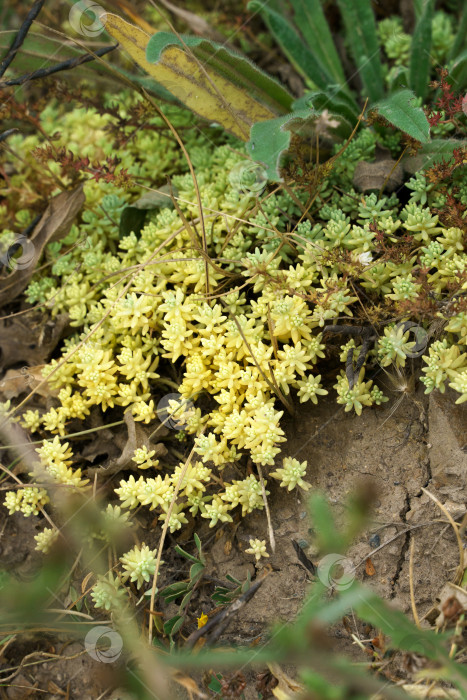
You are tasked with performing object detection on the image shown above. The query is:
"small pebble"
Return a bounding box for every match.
[369,534,381,548]
[297,539,308,549]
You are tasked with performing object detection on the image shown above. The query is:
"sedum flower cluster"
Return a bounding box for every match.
[245,538,269,562]
[91,572,128,611]
[4,487,49,517]
[2,89,466,566]
[119,543,159,589]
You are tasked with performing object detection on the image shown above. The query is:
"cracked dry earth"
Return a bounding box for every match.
[202,383,466,694]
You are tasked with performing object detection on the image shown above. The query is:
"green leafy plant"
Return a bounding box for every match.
[158,533,205,638]
[98,1,467,180]
[211,572,252,606]
[245,0,467,174]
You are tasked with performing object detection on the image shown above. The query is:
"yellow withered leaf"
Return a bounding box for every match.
[100,12,278,141]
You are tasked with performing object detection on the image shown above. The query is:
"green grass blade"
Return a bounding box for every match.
[413,0,425,19]
[409,0,434,100]
[449,48,467,91]
[290,0,347,86]
[335,0,384,103]
[248,1,334,90]
[448,3,467,62]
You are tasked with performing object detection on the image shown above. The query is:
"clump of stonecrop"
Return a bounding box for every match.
[2,88,466,602]
[378,11,456,95]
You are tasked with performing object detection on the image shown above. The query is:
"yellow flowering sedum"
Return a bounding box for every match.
[270,457,311,491]
[4,487,49,517]
[91,573,128,611]
[3,93,465,575]
[35,436,89,488]
[132,446,159,470]
[245,538,269,562]
[448,369,467,404]
[120,543,159,589]
[34,527,59,554]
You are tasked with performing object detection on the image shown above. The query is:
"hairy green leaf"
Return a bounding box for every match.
[193,533,202,557]
[403,139,467,174]
[372,89,430,142]
[189,562,205,583]
[386,65,409,94]
[179,590,194,610]
[174,544,202,564]
[246,108,318,181]
[103,13,281,142]
[294,86,359,122]
[295,88,359,138]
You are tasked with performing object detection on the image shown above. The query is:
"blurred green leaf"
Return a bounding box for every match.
[448,2,467,61]
[409,0,434,100]
[308,492,344,553]
[335,0,384,103]
[163,614,184,636]
[208,673,223,693]
[119,206,147,238]
[290,0,347,86]
[248,1,333,90]
[449,48,467,91]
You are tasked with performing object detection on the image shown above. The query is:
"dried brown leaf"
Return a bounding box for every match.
[0,313,69,371]
[0,185,84,306]
[353,145,403,193]
[268,663,303,699]
[86,411,167,478]
[365,557,376,576]
[156,0,228,43]
[0,365,57,400]
[435,582,467,628]
[173,673,207,700]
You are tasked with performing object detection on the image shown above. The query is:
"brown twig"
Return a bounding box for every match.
[0,45,117,88]
[0,0,45,78]
[409,538,421,629]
